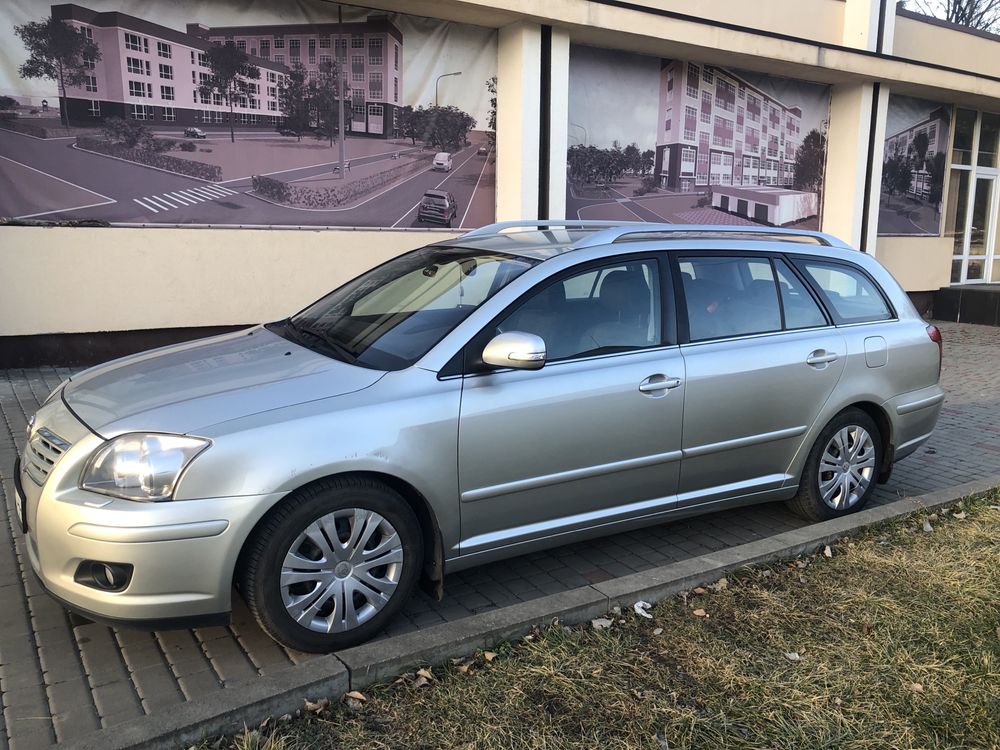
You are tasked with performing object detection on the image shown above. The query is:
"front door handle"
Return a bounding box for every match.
[806,350,839,366]
[639,375,683,393]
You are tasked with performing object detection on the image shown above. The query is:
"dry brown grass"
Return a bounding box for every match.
[215,492,1000,750]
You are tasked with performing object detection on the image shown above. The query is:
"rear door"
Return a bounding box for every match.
[674,253,846,503]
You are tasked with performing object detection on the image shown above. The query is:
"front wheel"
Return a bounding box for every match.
[787,408,882,522]
[239,477,423,652]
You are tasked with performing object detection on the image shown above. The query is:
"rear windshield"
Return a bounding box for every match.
[270,246,537,370]
[422,195,447,206]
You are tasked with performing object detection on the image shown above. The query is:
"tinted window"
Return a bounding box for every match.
[498,259,662,361]
[797,261,892,324]
[679,256,780,341]
[774,258,827,329]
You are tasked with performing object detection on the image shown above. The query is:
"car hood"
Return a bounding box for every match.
[64,327,385,437]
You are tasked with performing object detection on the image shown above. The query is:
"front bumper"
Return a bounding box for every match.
[18,401,285,628]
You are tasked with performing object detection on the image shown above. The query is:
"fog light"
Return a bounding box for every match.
[74,560,133,592]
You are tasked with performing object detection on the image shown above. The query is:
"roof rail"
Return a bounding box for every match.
[570,224,852,250]
[460,220,645,238]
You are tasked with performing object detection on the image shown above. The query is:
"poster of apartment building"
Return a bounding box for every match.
[0,1,497,229]
[877,94,952,236]
[566,44,832,230]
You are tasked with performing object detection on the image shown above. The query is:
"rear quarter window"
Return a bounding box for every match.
[796,260,893,324]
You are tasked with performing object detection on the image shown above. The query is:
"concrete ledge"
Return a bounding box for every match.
[65,655,350,750]
[59,475,1000,749]
[337,586,610,690]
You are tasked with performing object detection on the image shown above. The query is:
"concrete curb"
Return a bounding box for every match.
[64,476,999,750]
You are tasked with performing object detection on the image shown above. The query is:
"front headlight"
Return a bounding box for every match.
[80,433,211,502]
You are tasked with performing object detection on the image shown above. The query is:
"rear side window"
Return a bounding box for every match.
[774,259,827,329]
[679,256,781,341]
[796,260,893,324]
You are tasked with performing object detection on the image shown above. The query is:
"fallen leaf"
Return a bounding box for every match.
[784,651,802,662]
[987,505,1000,511]
[929,513,939,521]
[634,600,654,619]
[305,697,330,713]
[483,651,497,662]
[412,675,431,689]
[910,682,924,693]
[796,559,809,569]
[344,691,366,702]
[591,668,603,677]
[709,577,729,592]
[953,511,967,520]
[922,519,934,532]
[611,606,622,615]
[631,688,644,699]
[761,569,773,578]
[456,663,471,674]
[692,587,707,595]
[416,668,434,681]
[862,622,873,636]
[823,545,833,558]
[799,575,807,584]
[692,608,708,617]
[833,697,843,706]
[591,617,614,630]
[653,627,664,635]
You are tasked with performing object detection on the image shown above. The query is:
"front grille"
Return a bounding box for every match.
[23,427,71,486]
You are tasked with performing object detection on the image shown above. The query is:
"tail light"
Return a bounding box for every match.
[926,324,943,379]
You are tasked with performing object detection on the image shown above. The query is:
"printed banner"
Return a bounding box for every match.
[877,94,952,236]
[566,45,832,230]
[0,1,496,228]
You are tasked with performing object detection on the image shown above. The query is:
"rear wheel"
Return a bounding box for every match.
[787,408,882,522]
[239,477,423,652]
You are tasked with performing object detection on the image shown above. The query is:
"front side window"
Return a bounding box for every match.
[796,260,893,324]
[497,259,662,362]
[679,255,781,341]
[274,247,537,370]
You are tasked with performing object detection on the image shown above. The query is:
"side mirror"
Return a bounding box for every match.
[482,331,546,370]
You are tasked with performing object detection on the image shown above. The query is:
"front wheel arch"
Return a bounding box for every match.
[235,470,445,600]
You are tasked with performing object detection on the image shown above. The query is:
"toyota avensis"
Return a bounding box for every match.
[15,222,945,652]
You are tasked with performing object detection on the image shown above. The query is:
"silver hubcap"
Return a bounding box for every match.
[280,509,404,634]
[818,425,876,510]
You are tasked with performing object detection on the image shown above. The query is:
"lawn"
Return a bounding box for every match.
[218,492,1000,750]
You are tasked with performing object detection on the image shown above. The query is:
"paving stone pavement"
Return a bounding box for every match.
[1,320,998,749]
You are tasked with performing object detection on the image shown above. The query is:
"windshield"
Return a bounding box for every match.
[270,245,537,370]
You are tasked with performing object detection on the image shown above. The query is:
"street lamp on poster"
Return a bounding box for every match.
[435,71,462,107]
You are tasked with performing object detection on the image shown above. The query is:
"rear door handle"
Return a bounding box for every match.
[806,350,839,366]
[639,375,683,393]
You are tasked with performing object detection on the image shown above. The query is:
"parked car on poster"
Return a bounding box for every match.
[417,190,458,227]
[432,152,453,171]
[15,222,944,653]
[183,127,207,139]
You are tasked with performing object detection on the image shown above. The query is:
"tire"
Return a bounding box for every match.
[786,408,882,522]
[238,477,423,652]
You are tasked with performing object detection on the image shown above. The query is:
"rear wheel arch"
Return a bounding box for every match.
[847,401,894,482]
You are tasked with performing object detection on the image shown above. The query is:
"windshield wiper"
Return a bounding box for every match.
[283,319,359,364]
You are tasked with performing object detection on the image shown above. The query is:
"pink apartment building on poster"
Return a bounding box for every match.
[51,3,402,137]
[655,59,806,194]
[883,106,951,201]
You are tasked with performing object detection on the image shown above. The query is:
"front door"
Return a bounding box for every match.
[457,257,685,556]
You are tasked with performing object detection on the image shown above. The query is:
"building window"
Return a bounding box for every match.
[319,54,332,66]
[162,106,175,121]
[129,103,154,120]
[368,38,383,66]
[336,38,347,61]
[393,77,399,103]
[84,74,97,92]
[369,71,383,99]
[352,35,365,49]
[703,67,714,84]
[352,55,364,82]
[352,103,365,118]
[213,92,223,106]
[308,39,316,61]
[124,32,146,52]
[267,71,277,83]
[319,36,331,49]
[87,100,100,117]
[273,37,285,49]
[128,80,148,97]
[161,85,174,100]
[268,100,277,111]
[236,40,246,52]
[157,41,171,58]
[83,54,96,70]
[368,103,383,118]
[394,44,399,71]
[199,71,210,86]
[273,55,284,64]
[198,52,208,67]
[700,91,711,124]
[159,64,173,80]
[126,57,145,75]
[289,39,300,58]
[81,26,93,40]
[267,85,277,97]
[686,64,699,98]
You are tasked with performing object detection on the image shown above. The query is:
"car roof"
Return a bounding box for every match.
[423,190,450,199]
[438,222,859,262]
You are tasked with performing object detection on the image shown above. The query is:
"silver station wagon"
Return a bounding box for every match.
[16,222,945,652]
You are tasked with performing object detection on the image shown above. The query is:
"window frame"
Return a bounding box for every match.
[668,250,834,345]
[454,252,676,377]
[787,255,897,326]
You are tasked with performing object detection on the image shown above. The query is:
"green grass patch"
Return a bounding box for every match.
[216,492,1000,750]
